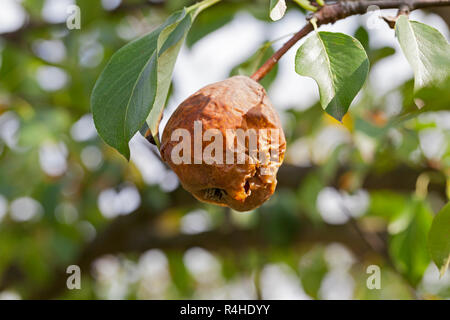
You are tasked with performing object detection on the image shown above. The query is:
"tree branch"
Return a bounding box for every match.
[251,0,450,82]
[29,212,377,299]
[278,163,447,198]
[24,162,446,299]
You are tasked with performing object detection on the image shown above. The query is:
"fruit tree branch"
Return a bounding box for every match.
[28,211,381,299]
[25,163,446,299]
[251,0,450,82]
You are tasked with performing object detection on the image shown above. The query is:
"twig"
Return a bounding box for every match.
[251,0,450,82]
[251,23,314,82]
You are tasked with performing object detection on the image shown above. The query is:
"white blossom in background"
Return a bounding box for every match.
[184,247,222,285]
[436,112,450,130]
[79,33,105,68]
[260,263,311,300]
[129,133,168,185]
[101,0,122,11]
[319,270,355,300]
[36,66,69,91]
[116,18,141,41]
[324,243,356,271]
[137,250,171,299]
[0,0,26,33]
[39,141,68,177]
[317,187,349,224]
[0,290,21,300]
[317,187,369,225]
[183,247,257,299]
[10,197,43,222]
[79,42,104,68]
[201,276,257,300]
[42,0,75,24]
[420,263,450,295]
[418,111,450,130]
[97,189,119,218]
[92,255,128,299]
[312,126,351,164]
[180,209,212,234]
[319,244,356,300]
[354,132,377,163]
[409,147,423,164]
[123,259,139,284]
[0,112,20,149]
[0,195,8,223]
[419,128,447,160]
[286,138,312,167]
[388,128,403,148]
[384,92,403,117]
[341,190,370,218]
[70,114,98,142]
[32,39,67,63]
[98,184,141,219]
[81,145,103,170]
[224,276,257,299]
[138,250,169,279]
[160,170,179,192]
[93,255,121,282]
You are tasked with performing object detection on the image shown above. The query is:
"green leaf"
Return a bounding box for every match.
[369,46,395,66]
[91,10,184,159]
[299,248,328,299]
[295,31,369,121]
[230,42,278,89]
[354,26,395,67]
[389,198,433,285]
[395,15,450,93]
[428,202,450,277]
[91,0,220,159]
[269,0,287,21]
[354,26,369,51]
[146,11,193,147]
[368,191,408,223]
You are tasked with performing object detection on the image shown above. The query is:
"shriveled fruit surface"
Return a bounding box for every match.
[161,76,286,211]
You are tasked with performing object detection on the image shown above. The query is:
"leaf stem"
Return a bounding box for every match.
[293,0,318,12]
[251,0,450,82]
[189,0,222,14]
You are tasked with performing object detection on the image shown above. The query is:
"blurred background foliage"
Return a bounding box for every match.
[0,0,449,300]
